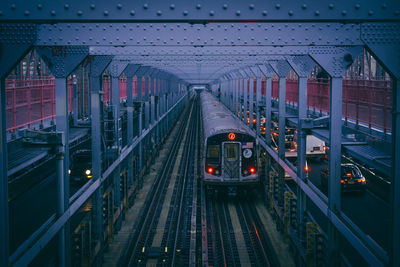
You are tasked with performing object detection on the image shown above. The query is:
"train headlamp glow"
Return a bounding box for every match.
[85,169,91,175]
[68,169,71,175]
[228,132,236,140]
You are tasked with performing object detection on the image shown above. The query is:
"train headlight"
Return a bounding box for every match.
[85,169,91,175]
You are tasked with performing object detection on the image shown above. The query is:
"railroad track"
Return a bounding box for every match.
[161,95,199,266]
[121,97,195,266]
[203,192,277,267]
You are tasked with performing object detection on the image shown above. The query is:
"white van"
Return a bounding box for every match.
[305,135,326,158]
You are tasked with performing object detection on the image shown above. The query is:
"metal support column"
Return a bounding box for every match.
[256,76,262,137]
[392,77,400,267]
[72,75,78,125]
[277,77,286,159]
[88,55,112,259]
[0,78,9,267]
[55,77,70,267]
[249,75,255,130]
[258,64,275,146]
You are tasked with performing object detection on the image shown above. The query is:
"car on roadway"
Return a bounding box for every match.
[321,163,366,193]
[69,149,92,183]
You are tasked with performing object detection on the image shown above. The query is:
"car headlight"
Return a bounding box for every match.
[85,169,91,175]
[68,169,71,174]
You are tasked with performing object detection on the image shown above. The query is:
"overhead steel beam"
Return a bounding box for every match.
[2,2,398,22]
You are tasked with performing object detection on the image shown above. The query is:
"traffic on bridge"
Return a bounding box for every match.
[0,1,399,267]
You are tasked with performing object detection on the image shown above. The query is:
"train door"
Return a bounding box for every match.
[222,142,241,180]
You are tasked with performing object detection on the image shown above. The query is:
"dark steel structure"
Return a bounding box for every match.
[0,1,399,266]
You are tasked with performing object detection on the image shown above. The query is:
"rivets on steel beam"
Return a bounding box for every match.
[275,4,280,10]
[77,10,83,16]
[328,3,334,9]
[395,10,400,16]
[368,10,373,16]
[24,10,30,16]
[90,4,95,10]
[288,10,293,16]
[222,4,228,10]
[170,4,175,10]
[183,10,188,16]
[235,10,241,16]
[0,11,3,16]
[381,3,387,9]
[157,10,162,16]
[64,4,69,10]
[249,4,255,10]
[51,10,56,16]
[37,4,42,10]
[354,4,360,10]
[103,10,109,16]
[209,10,215,16]
[314,10,320,16]
[130,10,135,16]
[10,4,16,10]
[341,10,347,16]
[301,4,307,10]
[196,4,202,10]
[117,4,122,10]
[143,4,148,10]
[262,10,268,16]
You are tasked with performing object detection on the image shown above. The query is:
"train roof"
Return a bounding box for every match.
[200,91,254,139]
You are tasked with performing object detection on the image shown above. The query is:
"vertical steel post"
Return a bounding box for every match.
[0,78,9,267]
[278,77,286,159]
[126,76,134,188]
[90,75,103,261]
[249,76,254,130]
[244,78,248,124]
[144,76,150,129]
[256,76,262,137]
[73,75,78,125]
[328,77,343,265]
[55,77,70,267]
[265,77,272,145]
[391,78,400,267]
[297,77,308,242]
[111,75,121,231]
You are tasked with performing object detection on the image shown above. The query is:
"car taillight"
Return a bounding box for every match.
[357,177,366,183]
[207,167,214,174]
[249,167,256,174]
[323,146,326,151]
[289,149,295,152]
[340,180,345,184]
[346,173,352,177]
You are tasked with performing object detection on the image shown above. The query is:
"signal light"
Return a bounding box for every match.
[252,119,256,123]
[207,167,214,174]
[304,161,310,173]
[249,167,256,174]
[228,132,236,140]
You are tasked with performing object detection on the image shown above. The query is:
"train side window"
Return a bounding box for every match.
[225,143,239,161]
[207,145,220,159]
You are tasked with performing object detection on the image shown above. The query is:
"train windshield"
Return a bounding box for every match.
[225,143,239,161]
[207,145,220,159]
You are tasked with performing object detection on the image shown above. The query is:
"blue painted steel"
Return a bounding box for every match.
[13,92,188,267]
[391,79,400,267]
[1,1,399,21]
[0,78,9,267]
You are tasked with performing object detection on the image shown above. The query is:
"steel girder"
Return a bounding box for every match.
[0,1,398,21]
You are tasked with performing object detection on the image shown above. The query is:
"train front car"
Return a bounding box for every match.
[201,91,259,194]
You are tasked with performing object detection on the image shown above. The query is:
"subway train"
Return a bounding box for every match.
[200,91,259,194]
